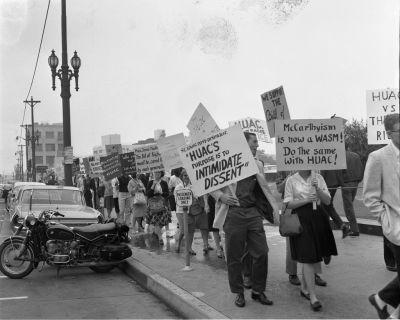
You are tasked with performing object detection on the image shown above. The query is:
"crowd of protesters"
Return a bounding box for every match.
[67,113,399,317]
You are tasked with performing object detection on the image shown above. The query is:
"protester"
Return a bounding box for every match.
[112,177,120,218]
[276,170,327,287]
[320,169,351,238]
[47,174,57,185]
[146,171,170,245]
[97,179,105,217]
[103,179,114,219]
[364,113,400,320]
[168,168,182,236]
[211,132,280,308]
[284,170,338,312]
[174,169,209,255]
[128,172,147,233]
[206,194,224,258]
[83,174,93,208]
[341,142,364,237]
[117,173,131,226]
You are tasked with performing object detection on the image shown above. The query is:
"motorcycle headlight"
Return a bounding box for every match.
[24,215,37,228]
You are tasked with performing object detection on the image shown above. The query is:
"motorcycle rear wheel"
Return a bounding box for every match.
[0,239,34,279]
[89,266,115,273]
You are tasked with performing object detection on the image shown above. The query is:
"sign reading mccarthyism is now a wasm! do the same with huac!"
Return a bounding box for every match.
[179,125,259,197]
[275,118,346,171]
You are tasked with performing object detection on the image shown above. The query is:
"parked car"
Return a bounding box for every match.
[6,182,45,212]
[10,185,103,231]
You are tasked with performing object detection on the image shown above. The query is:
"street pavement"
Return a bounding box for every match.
[0,200,180,319]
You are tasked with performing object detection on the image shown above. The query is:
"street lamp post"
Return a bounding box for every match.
[48,0,81,186]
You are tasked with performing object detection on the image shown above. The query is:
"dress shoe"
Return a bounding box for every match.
[300,290,310,300]
[342,224,351,239]
[349,231,360,237]
[386,265,397,272]
[235,293,245,308]
[251,292,273,305]
[310,300,322,311]
[289,275,301,286]
[368,294,390,319]
[323,255,331,265]
[243,276,252,289]
[315,274,327,287]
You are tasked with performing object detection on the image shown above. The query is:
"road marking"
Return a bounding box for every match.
[0,296,28,301]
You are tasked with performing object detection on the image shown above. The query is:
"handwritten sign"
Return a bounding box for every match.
[175,188,193,207]
[229,117,271,143]
[134,144,164,175]
[366,89,399,144]
[275,118,346,171]
[120,152,136,176]
[156,133,186,171]
[89,159,104,177]
[82,157,91,175]
[261,86,291,137]
[187,103,220,143]
[100,153,122,180]
[179,125,259,196]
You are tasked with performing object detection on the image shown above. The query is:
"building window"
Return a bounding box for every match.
[45,144,56,152]
[36,144,43,151]
[46,156,55,167]
[45,131,54,139]
[58,132,63,141]
[35,156,43,164]
[58,144,64,150]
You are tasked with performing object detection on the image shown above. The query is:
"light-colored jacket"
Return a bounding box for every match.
[363,144,400,245]
[211,160,280,229]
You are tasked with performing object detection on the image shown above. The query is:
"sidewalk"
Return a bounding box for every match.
[120,222,394,319]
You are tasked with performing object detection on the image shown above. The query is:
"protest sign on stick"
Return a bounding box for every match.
[179,125,259,196]
[82,157,91,175]
[134,144,164,175]
[261,86,291,137]
[187,103,220,143]
[229,117,271,143]
[366,89,399,144]
[156,133,186,171]
[89,159,104,178]
[275,118,346,171]
[100,153,122,180]
[120,152,136,176]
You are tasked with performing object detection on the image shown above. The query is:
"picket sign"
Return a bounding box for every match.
[187,103,220,143]
[175,188,193,207]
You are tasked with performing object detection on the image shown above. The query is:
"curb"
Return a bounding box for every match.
[119,256,228,319]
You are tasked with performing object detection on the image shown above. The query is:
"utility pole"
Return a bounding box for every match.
[23,97,40,182]
[20,124,31,181]
[18,144,24,181]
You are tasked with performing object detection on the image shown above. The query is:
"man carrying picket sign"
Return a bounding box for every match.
[211,132,280,308]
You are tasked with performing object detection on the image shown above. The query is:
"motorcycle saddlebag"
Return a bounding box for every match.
[100,244,132,261]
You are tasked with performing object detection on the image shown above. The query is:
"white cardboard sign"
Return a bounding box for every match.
[175,188,193,207]
[187,103,220,143]
[179,125,259,196]
[229,117,271,143]
[366,89,399,144]
[156,133,186,171]
[134,144,164,174]
[261,86,291,137]
[275,118,346,171]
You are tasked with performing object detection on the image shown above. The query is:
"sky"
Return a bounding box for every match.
[0,0,398,175]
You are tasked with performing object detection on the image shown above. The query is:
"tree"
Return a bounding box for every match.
[256,149,276,165]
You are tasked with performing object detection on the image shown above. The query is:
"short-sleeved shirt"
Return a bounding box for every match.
[284,172,329,205]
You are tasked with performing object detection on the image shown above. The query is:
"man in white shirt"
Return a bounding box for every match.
[364,113,400,319]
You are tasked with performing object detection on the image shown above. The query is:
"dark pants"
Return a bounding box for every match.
[341,182,359,233]
[224,214,268,294]
[84,191,93,208]
[384,236,397,269]
[321,188,344,229]
[113,197,120,214]
[379,240,400,308]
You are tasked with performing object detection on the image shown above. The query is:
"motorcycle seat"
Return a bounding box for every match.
[73,223,116,238]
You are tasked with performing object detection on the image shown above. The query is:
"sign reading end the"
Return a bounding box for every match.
[175,188,193,207]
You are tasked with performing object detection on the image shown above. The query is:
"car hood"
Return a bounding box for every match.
[17,204,100,219]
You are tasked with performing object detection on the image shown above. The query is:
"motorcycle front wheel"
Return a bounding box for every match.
[0,239,34,279]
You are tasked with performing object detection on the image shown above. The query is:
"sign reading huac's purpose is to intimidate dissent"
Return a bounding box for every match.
[179,125,259,197]
[275,118,346,171]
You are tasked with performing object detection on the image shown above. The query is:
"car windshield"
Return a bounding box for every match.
[21,189,83,205]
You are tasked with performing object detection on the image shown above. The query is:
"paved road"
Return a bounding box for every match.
[0,200,180,319]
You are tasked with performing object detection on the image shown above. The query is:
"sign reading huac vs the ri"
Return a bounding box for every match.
[229,117,271,143]
[366,89,399,145]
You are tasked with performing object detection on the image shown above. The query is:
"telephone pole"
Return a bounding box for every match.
[18,144,24,181]
[20,124,31,181]
[23,97,40,182]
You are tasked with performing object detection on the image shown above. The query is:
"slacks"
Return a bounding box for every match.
[379,240,400,308]
[341,181,360,233]
[321,188,344,229]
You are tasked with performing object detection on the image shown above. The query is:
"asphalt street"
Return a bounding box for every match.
[0,199,180,319]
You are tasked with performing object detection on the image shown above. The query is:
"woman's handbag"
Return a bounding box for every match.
[133,192,147,205]
[148,195,166,213]
[279,203,303,237]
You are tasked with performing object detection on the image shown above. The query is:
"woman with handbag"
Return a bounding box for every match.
[128,172,147,233]
[146,171,170,245]
[284,170,337,312]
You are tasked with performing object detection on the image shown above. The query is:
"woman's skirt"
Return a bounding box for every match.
[290,203,338,264]
[146,210,171,227]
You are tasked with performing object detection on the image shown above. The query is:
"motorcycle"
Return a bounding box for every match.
[0,209,132,279]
